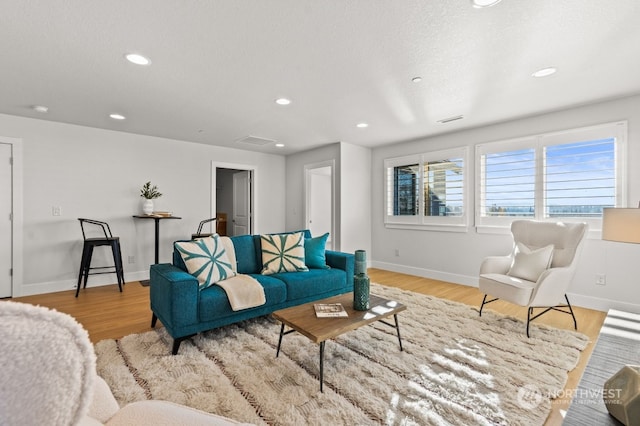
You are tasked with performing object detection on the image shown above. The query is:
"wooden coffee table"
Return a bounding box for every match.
[272,292,406,392]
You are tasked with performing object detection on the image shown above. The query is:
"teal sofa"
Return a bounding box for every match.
[149,230,355,354]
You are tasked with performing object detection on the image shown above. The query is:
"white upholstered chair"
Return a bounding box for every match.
[0,301,252,426]
[478,220,588,337]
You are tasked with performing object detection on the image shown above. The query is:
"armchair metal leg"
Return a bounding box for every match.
[479,295,487,316]
[526,296,578,338]
[565,294,577,330]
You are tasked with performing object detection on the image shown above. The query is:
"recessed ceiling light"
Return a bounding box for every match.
[275,98,291,105]
[412,77,422,83]
[109,113,126,120]
[471,0,502,8]
[32,105,49,113]
[356,123,369,128]
[532,67,557,78]
[275,143,285,148]
[125,53,151,66]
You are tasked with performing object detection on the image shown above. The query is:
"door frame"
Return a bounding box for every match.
[0,136,23,297]
[211,161,256,235]
[304,159,336,250]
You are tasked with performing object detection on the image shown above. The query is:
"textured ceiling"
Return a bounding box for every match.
[2,0,640,154]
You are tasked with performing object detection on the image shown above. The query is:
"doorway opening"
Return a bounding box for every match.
[304,160,335,250]
[212,162,255,236]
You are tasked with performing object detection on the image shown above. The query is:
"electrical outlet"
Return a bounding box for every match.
[128,256,135,264]
[394,249,400,257]
[52,206,62,216]
[595,274,606,286]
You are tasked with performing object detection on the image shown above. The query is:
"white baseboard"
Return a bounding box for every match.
[370,261,478,287]
[370,261,640,314]
[17,270,149,297]
[567,293,640,314]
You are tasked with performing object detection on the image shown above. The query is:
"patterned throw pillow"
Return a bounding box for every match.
[261,232,309,275]
[175,235,236,290]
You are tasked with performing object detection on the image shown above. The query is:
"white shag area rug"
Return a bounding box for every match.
[95,284,589,425]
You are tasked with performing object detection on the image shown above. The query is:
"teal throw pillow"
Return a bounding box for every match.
[175,235,235,290]
[261,232,309,275]
[305,233,330,269]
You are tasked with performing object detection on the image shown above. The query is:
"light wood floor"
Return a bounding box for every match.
[8,268,606,426]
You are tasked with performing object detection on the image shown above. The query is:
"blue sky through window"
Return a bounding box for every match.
[483,138,615,217]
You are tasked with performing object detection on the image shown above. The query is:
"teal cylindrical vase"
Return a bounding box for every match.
[353,250,370,311]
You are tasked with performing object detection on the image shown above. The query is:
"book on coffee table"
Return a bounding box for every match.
[314,303,348,318]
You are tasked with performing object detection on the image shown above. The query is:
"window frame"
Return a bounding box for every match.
[475,121,627,232]
[384,146,469,232]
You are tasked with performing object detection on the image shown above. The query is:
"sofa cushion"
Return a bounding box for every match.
[229,235,262,274]
[260,232,309,274]
[305,233,330,269]
[175,236,236,290]
[198,274,287,322]
[271,268,347,301]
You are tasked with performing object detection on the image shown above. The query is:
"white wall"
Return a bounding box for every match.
[371,94,640,313]
[0,113,286,296]
[339,142,372,257]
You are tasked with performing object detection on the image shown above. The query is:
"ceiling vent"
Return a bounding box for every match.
[235,135,276,146]
[437,115,464,124]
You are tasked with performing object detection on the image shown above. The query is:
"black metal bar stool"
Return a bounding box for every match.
[191,218,217,239]
[76,218,125,297]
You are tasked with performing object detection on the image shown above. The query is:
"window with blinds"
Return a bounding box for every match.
[481,148,535,217]
[424,158,464,217]
[544,139,615,217]
[385,147,468,230]
[392,164,419,216]
[476,121,626,228]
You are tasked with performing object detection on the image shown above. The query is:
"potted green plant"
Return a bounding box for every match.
[140,181,162,214]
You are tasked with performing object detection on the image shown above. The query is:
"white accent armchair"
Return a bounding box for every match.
[0,301,253,426]
[478,220,588,337]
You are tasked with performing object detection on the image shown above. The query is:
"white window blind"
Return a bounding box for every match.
[385,147,468,230]
[476,121,626,229]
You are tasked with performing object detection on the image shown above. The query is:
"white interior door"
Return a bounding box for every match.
[305,162,334,250]
[232,170,251,236]
[0,143,12,297]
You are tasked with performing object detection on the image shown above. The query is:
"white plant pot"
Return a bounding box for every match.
[142,199,154,215]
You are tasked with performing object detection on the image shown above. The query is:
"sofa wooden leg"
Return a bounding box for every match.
[172,339,181,355]
[171,335,195,355]
[151,313,158,328]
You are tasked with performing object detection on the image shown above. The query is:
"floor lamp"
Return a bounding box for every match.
[600,207,640,426]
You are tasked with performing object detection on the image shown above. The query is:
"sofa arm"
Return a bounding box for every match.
[325,250,355,286]
[149,263,200,333]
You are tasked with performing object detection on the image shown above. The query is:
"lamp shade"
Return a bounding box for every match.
[602,208,640,244]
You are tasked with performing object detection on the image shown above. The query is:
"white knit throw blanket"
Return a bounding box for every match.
[215,274,266,311]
